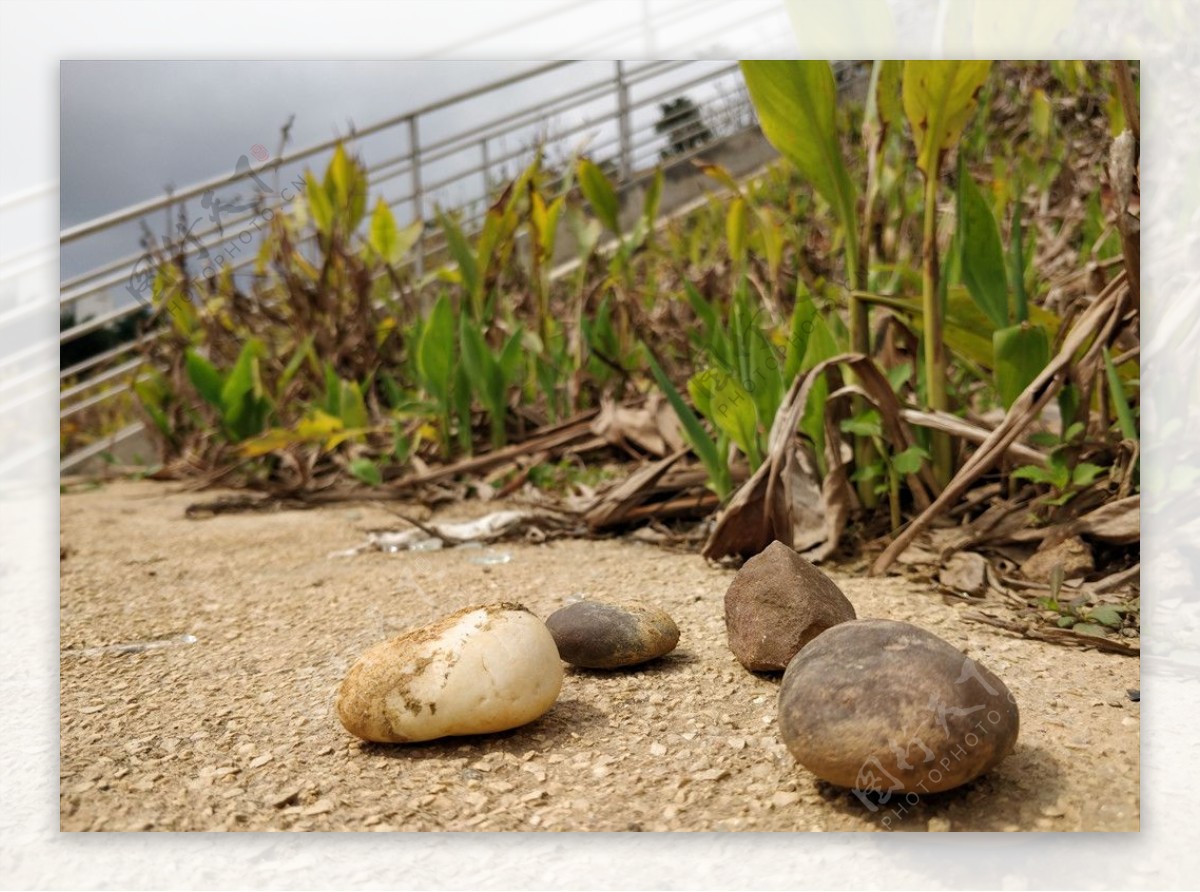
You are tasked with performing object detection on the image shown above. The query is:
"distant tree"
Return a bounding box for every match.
[654,96,714,160]
[60,306,150,372]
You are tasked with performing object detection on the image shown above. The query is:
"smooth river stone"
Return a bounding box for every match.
[724,540,856,671]
[545,600,679,669]
[336,603,562,743]
[778,619,1020,793]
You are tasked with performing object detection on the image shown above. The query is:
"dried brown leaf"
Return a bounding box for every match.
[1067,495,1140,545]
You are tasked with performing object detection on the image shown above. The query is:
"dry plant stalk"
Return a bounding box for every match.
[870,271,1130,576]
[702,353,934,562]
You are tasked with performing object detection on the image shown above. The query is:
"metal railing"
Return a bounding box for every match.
[59,59,851,470]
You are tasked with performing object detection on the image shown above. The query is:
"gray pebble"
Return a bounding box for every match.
[545,600,679,669]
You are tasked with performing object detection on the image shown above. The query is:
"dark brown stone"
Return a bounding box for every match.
[778,619,1020,793]
[723,540,856,671]
[545,600,679,669]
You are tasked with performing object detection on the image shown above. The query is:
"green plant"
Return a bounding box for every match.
[1013,423,1104,506]
[1040,577,1137,636]
[740,61,878,505]
[903,60,993,485]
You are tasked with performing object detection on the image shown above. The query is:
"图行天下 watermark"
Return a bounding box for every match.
[125,147,309,322]
[690,303,819,421]
[849,655,1019,830]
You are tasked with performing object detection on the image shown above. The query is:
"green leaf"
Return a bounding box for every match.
[348,457,382,487]
[314,362,337,417]
[1071,462,1104,488]
[220,339,263,422]
[185,349,225,409]
[437,212,479,306]
[840,408,883,438]
[740,61,859,281]
[957,162,1010,329]
[1087,605,1123,628]
[903,61,992,179]
[379,372,404,409]
[689,367,763,470]
[133,372,172,438]
[1103,346,1139,442]
[338,379,369,431]
[783,286,817,385]
[1072,622,1108,638]
[1031,88,1053,141]
[1012,464,1064,487]
[394,219,424,261]
[755,206,786,285]
[1056,615,1077,628]
[642,167,664,228]
[798,313,839,466]
[746,310,784,429]
[305,171,334,236]
[577,158,621,234]
[851,461,886,484]
[691,282,715,345]
[498,328,525,386]
[891,445,929,475]
[459,315,494,401]
[417,293,456,401]
[858,288,1059,372]
[885,361,913,393]
[647,351,727,497]
[993,322,1050,409]
[874,60,904,133]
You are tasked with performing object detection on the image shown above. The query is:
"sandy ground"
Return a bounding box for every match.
[59,480,1139,832]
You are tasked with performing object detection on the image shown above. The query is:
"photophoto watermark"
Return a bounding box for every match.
[125,147,308,324]
[689,302,818,423]
[848,655,1019,830]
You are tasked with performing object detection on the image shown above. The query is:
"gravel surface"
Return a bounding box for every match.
[60,480,1139,831]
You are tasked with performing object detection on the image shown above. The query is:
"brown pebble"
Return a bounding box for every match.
[724,540,856,671]
[778,619,1019,793]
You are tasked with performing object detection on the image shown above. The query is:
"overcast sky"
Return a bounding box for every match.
[60,60,557,225]
[59,59,745,286]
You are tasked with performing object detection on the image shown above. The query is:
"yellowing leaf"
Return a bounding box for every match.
[903,61,992,179]
[695,161,742,195]
[726,197,748,271]
[296,410,343,439]
[577,158,621,234]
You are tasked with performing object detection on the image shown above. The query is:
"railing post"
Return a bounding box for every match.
[480,137,490,198]
[615,61,632,182]
[408,114,424,277]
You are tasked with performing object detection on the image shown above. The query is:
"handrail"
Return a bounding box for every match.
[60,60,573,244]
[57,58,829,469]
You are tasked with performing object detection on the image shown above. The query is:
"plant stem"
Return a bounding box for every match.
[1113,61,1140,143]
[873,436,901,531]
[921,172,952,486]
[844,67,877,508]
